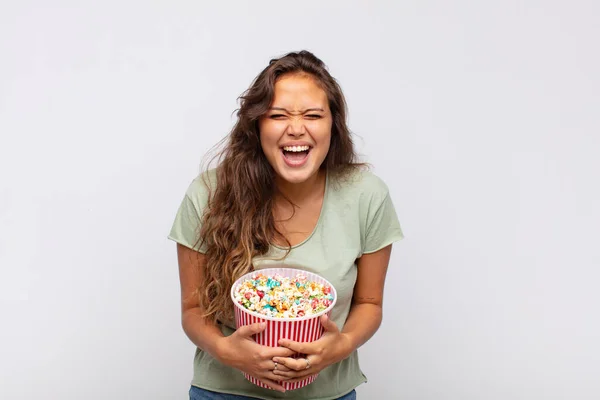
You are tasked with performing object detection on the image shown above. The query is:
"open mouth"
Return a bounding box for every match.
[281,145,312,165]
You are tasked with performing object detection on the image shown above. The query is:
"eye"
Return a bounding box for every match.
[269,114,286,119]
[305,114,322,119]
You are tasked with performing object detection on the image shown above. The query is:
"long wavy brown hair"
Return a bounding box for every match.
[195,50,363,323]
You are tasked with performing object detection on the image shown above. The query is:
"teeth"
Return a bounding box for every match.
[282,145,310,152]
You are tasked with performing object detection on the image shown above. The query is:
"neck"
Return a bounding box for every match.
[274,170,326,204]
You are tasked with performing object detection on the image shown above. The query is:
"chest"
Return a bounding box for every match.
[272,198,323,247]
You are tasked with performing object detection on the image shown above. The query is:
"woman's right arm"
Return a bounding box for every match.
[177,243,227,354]
[176,243,292,392]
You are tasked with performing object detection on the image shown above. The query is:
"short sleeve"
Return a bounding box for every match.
[167,172,214,253]
[362,189,404,255]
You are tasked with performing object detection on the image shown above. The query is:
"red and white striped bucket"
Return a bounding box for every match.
[231,267,337,391]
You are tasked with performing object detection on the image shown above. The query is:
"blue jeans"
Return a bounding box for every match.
[189,386,357,400]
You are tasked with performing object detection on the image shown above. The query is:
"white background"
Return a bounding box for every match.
[1,1,599,399]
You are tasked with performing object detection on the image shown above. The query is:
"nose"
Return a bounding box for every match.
[285,116,306,137]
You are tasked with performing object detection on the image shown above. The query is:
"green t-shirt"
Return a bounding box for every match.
[168,167,404,400]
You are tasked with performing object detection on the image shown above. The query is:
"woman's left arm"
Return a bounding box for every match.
[273,244,393,381]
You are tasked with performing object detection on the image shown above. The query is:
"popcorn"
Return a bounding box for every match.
[233,272,334,318]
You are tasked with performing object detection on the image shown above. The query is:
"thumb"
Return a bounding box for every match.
[321,314,338,333]
[236,322,267,337]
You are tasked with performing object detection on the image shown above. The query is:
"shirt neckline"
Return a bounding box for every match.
[271,170,329,251]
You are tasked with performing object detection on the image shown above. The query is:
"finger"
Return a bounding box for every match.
[277,338,311,354]
[273,369,313,380]
[272,372,292,381]
[235,322,266,338]
[320,314,339,333]
[258,361,290,379]
[265,346,296,358]
[273,363,292,373]
[272,356,307,372]
[262,362,290,382]
[273,369,298,379]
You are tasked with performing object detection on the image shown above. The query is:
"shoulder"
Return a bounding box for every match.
[331,167,390,204]
[326,167,400,248]
[184,168,218,206]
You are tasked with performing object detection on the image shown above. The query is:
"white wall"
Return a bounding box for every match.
[1,1,598,399]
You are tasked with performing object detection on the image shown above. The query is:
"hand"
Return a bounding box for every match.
[217,322,295,392]
[271,315,354,383]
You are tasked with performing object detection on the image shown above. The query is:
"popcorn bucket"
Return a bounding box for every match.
[230,267,337,391]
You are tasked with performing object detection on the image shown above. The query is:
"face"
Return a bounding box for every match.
[258,73,332,185]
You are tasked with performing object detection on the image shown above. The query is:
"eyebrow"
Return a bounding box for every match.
[268,107,325,113]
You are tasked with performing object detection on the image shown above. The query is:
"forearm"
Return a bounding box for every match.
[182,307,227,361]
[340,303,383,355]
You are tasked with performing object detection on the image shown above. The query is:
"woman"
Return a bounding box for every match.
[168,50,403,400]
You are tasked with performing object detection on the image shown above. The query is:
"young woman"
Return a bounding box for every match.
[169,50,403,400]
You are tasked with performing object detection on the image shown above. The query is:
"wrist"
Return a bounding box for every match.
[338,333,357,361]
[211,336,233,366]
